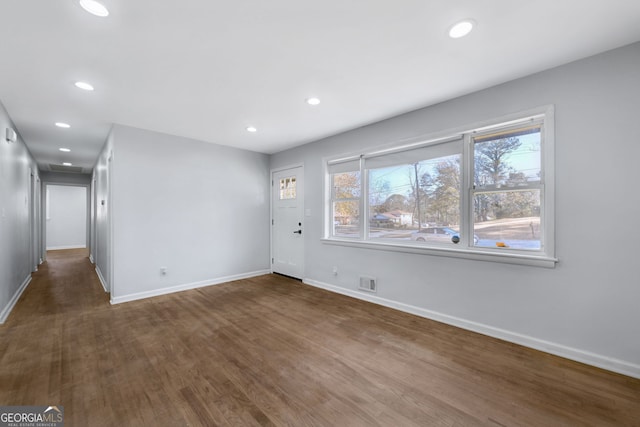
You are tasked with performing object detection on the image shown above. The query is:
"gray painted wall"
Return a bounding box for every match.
[45,185,87,250]
[40,171,91,186]
[0,100,39,322]
[270,42,640,376]
[108,125,271,301]
[93,131,113,291]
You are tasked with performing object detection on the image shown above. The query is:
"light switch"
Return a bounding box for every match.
[305,209,311,217]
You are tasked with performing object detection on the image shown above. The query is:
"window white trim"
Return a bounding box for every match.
[321,237,558,268]
[323,105,556,267]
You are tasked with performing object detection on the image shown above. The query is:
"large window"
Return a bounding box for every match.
[325,108,555,266]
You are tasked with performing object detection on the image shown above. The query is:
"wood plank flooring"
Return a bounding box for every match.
[1,249,639,426]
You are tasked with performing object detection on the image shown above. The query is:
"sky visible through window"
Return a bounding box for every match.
[369,133,540,203]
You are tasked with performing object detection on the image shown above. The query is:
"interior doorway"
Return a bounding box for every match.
[45,184,89,251]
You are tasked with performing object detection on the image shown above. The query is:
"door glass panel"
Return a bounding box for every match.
[279,176,296,200]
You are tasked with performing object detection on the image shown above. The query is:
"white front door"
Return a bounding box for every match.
[272,166,304,279]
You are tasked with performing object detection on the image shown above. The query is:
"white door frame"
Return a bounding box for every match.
[270,163,304,278]
[28,169,38,271]
[42,182,91,255]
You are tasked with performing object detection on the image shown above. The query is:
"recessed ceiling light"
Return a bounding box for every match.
[55,122,71,128]
[74,81,94,91]
[246,126,257,133]
[79,0,109,17]
[59,148,71,152]
[306,97,321,106]
[449,20,475,39]
[63,162,73,166]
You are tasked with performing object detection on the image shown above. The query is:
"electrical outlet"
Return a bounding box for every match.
[332,266,338,275]
[160,267,167,275]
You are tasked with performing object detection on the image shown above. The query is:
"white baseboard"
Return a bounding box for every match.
[47,245,87,250]
[110,269,272,305]
[89,254,94,264]
[0,274,32,324]
[303,278,640,380]
[95,266,108,293]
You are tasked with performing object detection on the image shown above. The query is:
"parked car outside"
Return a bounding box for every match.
[411,227,479,244]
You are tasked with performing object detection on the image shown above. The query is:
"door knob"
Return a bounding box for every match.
[293,230,302,234]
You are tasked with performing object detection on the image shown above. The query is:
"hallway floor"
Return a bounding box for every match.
[1,249,639,426]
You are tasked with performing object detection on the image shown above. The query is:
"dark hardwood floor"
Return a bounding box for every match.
[1,249,639,426]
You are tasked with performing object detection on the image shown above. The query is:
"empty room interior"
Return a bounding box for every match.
[1,1,640,425]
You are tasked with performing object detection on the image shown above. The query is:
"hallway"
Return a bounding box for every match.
[0,250,110,411]
[3,249,107,325]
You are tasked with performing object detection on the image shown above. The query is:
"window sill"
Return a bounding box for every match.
[321,238,557,268]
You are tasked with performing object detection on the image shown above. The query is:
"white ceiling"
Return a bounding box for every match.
[1,1,640,173]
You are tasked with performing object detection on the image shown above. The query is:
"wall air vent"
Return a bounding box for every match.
[359,276,377,293]
[49,164,85,173]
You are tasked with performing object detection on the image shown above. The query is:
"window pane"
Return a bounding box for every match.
[473,190,541,250]
[368,153,461,242]
[474,127,541,188]
[333,172,361,198]
[333,201,360,238]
